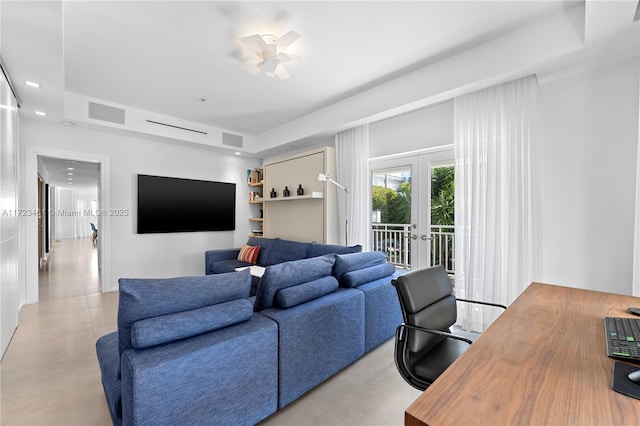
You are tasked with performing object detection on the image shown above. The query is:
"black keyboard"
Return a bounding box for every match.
[605,317,640,363]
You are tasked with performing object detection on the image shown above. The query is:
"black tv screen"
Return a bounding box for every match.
[137,174,235,234]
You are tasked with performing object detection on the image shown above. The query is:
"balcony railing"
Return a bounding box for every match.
[371,223,455,273]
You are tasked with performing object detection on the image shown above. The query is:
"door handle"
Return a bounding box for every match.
[421,235,432,241]
[411,234,417,240]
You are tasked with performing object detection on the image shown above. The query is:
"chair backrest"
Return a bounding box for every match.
[393,265,457,354]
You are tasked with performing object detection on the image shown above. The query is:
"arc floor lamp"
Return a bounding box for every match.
[317,173,348,244]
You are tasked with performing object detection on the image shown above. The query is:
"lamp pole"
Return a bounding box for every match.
[317,173,349,245]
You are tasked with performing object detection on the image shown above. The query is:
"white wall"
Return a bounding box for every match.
[538,58,639,294]
[20,119,260,295]
[369,101,453,158]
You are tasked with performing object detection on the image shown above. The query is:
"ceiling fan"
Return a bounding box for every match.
[239,30,300,80]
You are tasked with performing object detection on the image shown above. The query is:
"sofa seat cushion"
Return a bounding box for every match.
[333,251,388,285]
[210,259,252,274]
[130,299,253,349]
[275,276,339,309]
[96,331,122,424]
[254,255,335,311]
[118,270,251,368]
[307,242,362,257]
[340,263,396,288]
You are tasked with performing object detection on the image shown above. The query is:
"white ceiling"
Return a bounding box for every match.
[2,1,639,170]
[4,1,588,133]
[39,157,99,190]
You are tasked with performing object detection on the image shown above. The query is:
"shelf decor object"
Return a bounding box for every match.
[247,168,264,238]
[297,184,304,196]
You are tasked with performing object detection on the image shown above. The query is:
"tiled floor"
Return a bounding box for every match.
[0,238,421,425]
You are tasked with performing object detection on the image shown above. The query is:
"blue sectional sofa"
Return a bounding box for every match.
[97,241,404,425]
[96,270,278,426]
[205,236,362,295]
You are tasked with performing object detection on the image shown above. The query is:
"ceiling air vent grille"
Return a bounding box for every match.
[88,102,125,125]
[146,120,207,135]
[222,132,243,148]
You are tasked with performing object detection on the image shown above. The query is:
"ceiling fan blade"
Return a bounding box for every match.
[276,53,293,64]
[261,56,280,74]
[277,30,300,50]
[281,53,301,62]
[274,66,290,80]
[241,59,261,74]
[239,34,264,56]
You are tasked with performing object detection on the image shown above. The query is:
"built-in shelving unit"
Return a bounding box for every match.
[264,192,324,202]
[263,147,339,243]
[247,168,264,238]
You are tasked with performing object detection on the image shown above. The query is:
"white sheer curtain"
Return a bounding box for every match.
[454,75,539,332]
[335,124,371,249]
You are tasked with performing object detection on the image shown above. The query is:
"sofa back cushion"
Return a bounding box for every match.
[267,238,310,265]
[118,270,251,359]
[307,242,362,258]
[247,236,276,266]
[333,251,389,286]
[275,276,339,309]
[254,255,335,311]
[340,263,396,288]
[130,299,253,349]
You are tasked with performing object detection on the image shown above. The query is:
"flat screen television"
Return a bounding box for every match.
[137,174,235,234]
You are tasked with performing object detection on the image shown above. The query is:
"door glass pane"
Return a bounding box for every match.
[429,165,455,273]
[371,167,411,269]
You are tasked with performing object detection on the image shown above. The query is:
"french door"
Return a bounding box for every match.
[370,147,454,270]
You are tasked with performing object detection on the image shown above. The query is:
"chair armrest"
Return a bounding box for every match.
[455,298,507,310]
[400,323,473,345]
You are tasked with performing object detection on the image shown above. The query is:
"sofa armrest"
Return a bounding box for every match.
[205,249,241,274]
[120,314,278,425]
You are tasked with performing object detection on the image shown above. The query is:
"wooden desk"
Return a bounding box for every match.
[405,282,640,425]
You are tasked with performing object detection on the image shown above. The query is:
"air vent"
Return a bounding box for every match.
[88,102,125,125]
[145,120,207,135]
[222,132,243,148]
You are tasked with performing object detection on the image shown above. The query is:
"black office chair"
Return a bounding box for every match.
[90,222,98,243]
[391,265,506,390]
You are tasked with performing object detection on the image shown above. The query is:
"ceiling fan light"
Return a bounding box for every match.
[239,30,300,79]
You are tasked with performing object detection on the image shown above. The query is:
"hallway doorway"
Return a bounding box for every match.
[37,156,102,300]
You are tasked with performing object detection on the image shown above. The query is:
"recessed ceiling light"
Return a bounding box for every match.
[68,172,74,176]
[235,152,241,156]
[60,121,74,127]
[25,81,41,88]
[67,167,74,170]
[35,110,46,116]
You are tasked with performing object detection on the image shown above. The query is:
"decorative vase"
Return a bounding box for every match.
[297,184,304,196]
[283,186,290,197]
[270,188,277,198]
